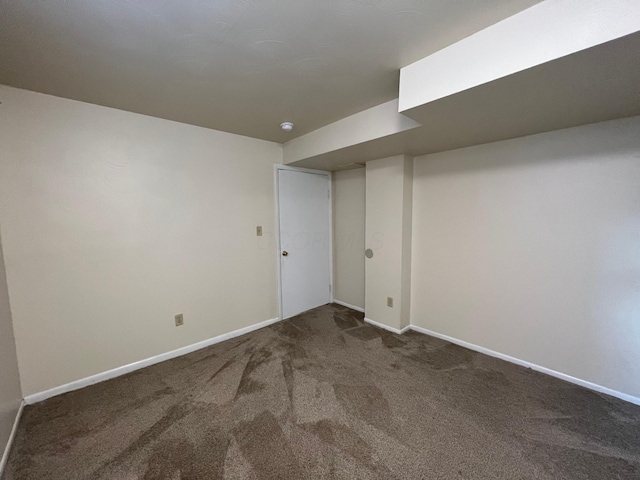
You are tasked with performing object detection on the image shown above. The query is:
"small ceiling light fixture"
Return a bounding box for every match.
[280,122,294,132]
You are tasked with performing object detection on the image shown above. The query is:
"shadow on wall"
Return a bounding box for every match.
[0,225,23,458]
[412,117,640,179]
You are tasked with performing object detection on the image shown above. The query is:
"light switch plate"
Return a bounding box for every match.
[387,297,393,308]
[256,226,263,236]
[175,313,184,326]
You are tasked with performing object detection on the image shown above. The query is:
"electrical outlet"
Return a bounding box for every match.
[387,297,394,308]
[256,226,263,236]
[175,313,184,326]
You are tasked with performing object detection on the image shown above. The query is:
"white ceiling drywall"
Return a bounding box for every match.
[0,0,541,142]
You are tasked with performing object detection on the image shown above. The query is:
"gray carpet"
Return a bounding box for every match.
[3,304,639,479]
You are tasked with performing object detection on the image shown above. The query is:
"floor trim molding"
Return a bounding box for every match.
[409,325,640,407]
[0,400,24,477]
[364,317,410,335]
[24,316,282,405]
[332,300,365,313]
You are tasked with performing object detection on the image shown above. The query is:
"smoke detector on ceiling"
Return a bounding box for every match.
[280,122,294,132]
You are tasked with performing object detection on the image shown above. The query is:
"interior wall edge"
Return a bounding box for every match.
[0,400,24,477]
[364,317,410,335]
[23,316,282,405]
[332,299,364,313]
[409,325,640,407]
[0,223,23,462]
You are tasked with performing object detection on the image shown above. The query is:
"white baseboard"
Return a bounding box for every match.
[22,310,640,408]
[24,316,282,405]
[364,317,410,335]
[0,400,24,477]
[332,300,365,313]
[409,325,640,407]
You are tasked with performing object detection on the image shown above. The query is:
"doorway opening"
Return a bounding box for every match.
[275,165,333,319]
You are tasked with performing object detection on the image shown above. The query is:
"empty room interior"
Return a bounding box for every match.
[1,1,640,478]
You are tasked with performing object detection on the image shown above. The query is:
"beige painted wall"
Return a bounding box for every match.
[0,86,282,397]
[400,158,413,329]
[365,155,412,330]
[412,116,640,398]
[0,231,22,459]
[332,169,365,309]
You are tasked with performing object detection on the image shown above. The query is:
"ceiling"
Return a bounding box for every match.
[0,0,541,142]
[290,31,640,170]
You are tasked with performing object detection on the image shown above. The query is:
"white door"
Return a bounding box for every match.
[277,168,331,319]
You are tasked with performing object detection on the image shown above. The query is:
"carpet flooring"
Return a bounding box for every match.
[3,304,639,479]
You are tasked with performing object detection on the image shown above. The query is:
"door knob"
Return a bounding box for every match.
[282,251,289,256]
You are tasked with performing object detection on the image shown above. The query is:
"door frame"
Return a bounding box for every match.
[274,164,333,320]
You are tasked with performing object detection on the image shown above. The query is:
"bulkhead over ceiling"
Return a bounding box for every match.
[0,0,541,142]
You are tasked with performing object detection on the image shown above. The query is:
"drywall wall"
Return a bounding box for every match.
[332,168,365,309]
[0,231,22,463]
[400,158,413,329]
[283,99,420,165]
[365,155,412,331]
[412,115,640,398]
[0,85,282,397]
